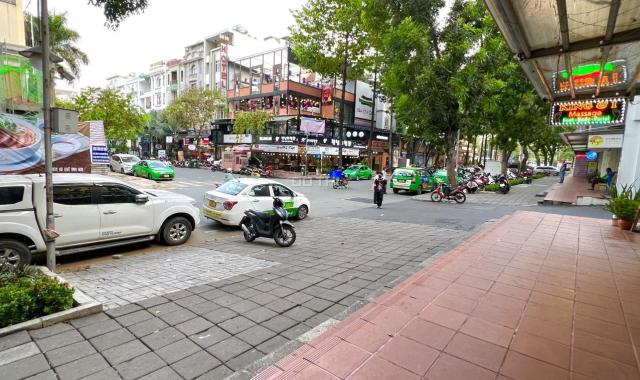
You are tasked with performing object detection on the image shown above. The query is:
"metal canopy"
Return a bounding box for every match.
[485,0,640,101]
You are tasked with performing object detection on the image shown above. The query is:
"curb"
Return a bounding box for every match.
[0,267,103,337]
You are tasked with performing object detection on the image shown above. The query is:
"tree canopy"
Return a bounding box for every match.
[164,88,226,142]
[88,0,149,29]
[233,111,273,137]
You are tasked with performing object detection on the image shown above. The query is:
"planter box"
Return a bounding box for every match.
[0,266,103,337]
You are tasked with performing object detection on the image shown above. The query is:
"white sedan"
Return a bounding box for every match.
[202,178,311,226]
[533,166,560,176]
[110,154,140,174]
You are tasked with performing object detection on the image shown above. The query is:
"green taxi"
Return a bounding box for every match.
[390,167,428,194]
[425,169,464,190]
[132,160,175,180]
[343,164,373,180]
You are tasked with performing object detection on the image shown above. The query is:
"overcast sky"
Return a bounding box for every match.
[24,0,452,91]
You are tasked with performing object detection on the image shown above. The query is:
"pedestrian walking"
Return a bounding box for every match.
[559,160,568,184]
[372,172,387,208]
[605,167,617,195]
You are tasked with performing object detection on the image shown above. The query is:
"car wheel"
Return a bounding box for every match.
[416,186,423,195]
[109,165,114,172]
[393,188,399,194]
[162,216,192,246]
[120,168,125,174]
[297,205,309,220]
[0,240,31,267]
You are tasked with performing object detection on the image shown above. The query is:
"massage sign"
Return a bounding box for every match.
[552,60,627,94]
[550,98,627,127]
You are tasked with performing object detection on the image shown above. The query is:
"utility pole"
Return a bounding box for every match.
[40,0,56,271]
[388,112,393,171]
[338,31,351,167]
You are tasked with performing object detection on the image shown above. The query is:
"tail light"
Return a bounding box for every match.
[223,201,238,210]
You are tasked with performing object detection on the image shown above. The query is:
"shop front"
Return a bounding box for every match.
[251,144,359,174]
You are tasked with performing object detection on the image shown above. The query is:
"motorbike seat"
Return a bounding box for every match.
[249,210,272,222]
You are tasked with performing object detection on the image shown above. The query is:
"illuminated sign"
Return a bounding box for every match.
[552,60,627,94]
[550,97,626,126]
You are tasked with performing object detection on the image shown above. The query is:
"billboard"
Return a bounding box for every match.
[550,97,626,126]
[355,81,374,120]
[0,113,92,174]
[587,134,624,149]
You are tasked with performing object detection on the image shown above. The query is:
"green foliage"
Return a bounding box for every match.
[0,265,74,328]
[54,98,76,110]
[608,198,640,221]
[484,183,500,192]
[70,87,145,151]
[25,12,89,80]
[532,173,546,180]
[164,88,226,142]
[233,111,273,136]
[88,0,149,29]
[508,178,524,186]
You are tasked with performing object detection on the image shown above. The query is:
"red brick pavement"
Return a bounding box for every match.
[253,211,640,380]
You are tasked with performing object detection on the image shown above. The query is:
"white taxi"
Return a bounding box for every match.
[202,178,311,226]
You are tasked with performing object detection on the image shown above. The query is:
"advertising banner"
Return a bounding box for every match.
[223,134,252,144]
[252,144,299,154]
[300,117,325,134]
[90,144,109,164]
[587,134,624,149]
[355,81,374,120]
[0,113,91,174]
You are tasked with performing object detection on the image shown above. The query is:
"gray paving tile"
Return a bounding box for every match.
[205,337,251,362]
[195,365,233,380]
[116,310,155,327]
[186,301,221,315]
[0,331,31,352]
[218,316,255,335]
[102,339,150,365]
[226,348,264,371]
[158,308,197,325]
[0,353,50,380]
[174,295,207,308]
[69,313,111,329]
[189,326,231,349]
[78,319,122,339]
[171,351,221,380]
[283,306,316,322]
[141,327,185,350]
[227,299,260,314]
[155,338,201,364]
[105,304,143,318]
[34,329,83,352]
[115,352,165,380]
[256,335,290,355]
[201,308,237,324]
[243,307,278,324]
[44,341,95,367]
[235,325,276,347]
[54,353,109,380]
[82,367,122,380]
[29,323,74,340]
[262,315,298,334]
[174,316,214,336]
[136,296,170,309]
[24,369,57,380]
[263,299,296,314]
[138,366,182,380]
[127,317,169,338]
[89,328,136,351]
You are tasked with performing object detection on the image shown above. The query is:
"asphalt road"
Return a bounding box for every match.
[54,167,610,268]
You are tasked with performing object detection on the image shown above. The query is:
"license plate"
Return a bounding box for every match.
[208,200,217,208]
[204,209,222,218]
[163,174,170,178]
[398,179,405,183]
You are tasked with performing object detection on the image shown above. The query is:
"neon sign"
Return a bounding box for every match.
[552,60,627,94]
[550,97,626,126]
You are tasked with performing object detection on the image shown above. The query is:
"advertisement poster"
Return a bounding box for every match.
[355,81,374,120]
[90,145,110,164]
[587,134,624,149]
[0,113,91,174]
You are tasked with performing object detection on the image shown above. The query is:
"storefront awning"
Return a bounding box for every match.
[485,0,640,101]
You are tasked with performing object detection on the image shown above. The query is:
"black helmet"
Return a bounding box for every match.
[273,198,284,208]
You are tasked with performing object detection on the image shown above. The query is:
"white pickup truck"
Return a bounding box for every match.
[0,174,200,266]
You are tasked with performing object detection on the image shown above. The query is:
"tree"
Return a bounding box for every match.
[164,88,226,145]
[25,12,89,80]
[233,111,273,137]
[71,87,146,151]
[290,0,371,164]
[88,0,149,29]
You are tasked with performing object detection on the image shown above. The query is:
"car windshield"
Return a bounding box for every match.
[148,161,167,168]
[120,156,139,163]
[347,166,360,171]
[393,170,414,177]
[217,181,248,196]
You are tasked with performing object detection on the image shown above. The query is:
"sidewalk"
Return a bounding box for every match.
[254,211,640,380]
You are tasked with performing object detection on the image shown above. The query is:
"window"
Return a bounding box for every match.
[97,185,140,204]
[0,186,25,205]
[271,184,293,197]
[216,181,247,196]
[249,185,271,197]
[53,185,93,205]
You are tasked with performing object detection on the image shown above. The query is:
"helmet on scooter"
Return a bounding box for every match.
[273,198,284,208]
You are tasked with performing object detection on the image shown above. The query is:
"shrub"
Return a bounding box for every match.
[508,178,524,186]
[608,198,640,221]
[484,183,500,192]
[0,265,74,328]
[532,173,545,180]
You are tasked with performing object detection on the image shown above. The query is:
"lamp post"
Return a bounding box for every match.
[20,0,57,271]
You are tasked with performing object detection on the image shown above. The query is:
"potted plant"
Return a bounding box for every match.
[610,198,639,230]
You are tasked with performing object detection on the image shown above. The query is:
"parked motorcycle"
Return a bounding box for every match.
[240,198,296,247]
[430,182,466,203]
[497,175,511,194]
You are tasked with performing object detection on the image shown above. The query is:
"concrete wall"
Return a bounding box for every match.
[0,0,25,46]
[617,95,640,192]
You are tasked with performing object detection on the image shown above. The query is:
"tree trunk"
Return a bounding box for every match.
[446,131,458,186]
[520,145,529,173]
[338,31,351,167]
[464,138,470,165]
[471,136,477,165]
[501,149,510,175]
[550,147,557,166]
[367,66,378,168]
[533,149,541,166]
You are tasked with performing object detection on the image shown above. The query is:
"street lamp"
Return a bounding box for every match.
[19,0,57,272]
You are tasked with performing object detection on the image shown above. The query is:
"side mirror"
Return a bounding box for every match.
[135,194,149,203]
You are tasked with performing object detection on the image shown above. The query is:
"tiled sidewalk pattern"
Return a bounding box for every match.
[61,246,276,306]
[0,217,467,380]
[255,211,640,380]
[414,176,557,206]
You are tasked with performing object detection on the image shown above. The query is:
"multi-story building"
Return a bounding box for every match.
[107,59,181,112]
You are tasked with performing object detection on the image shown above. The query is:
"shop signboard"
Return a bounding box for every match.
[587,134,624,149]
[258,135,274,143]
[274,135,298,144]
[550,97,626,126]
[220,44,228,90]
[223,134,252,144]
[166,136,173,143]
[90,145,109,164]
[253,144,299,154]
[552,60,627,94]
[300,117,325,134]
[586,151,598,161]
[158,150,167,159]
[355,81,374,119]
